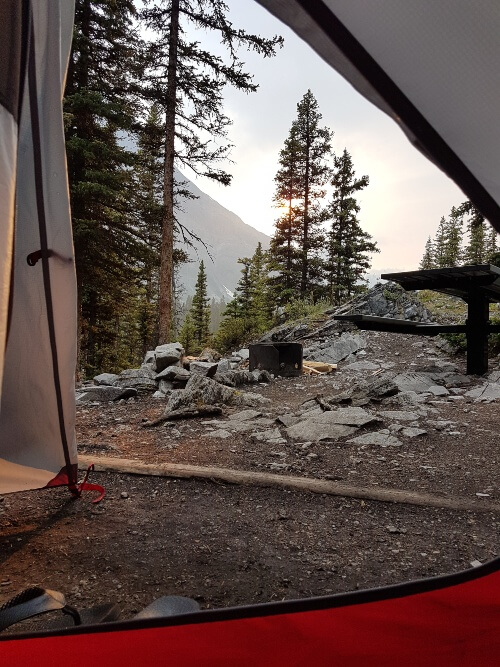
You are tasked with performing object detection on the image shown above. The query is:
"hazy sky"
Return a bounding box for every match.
[183,0,465,275]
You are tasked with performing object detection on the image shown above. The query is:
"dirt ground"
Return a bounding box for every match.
[1,331,499,630]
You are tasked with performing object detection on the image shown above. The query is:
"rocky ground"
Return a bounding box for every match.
[1,290,500,630]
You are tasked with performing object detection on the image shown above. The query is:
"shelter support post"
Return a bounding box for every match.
[466,291,489,375]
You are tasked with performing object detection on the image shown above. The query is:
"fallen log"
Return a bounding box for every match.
[79,455,500,513]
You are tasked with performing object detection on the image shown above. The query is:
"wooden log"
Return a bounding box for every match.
[79,455,500,514]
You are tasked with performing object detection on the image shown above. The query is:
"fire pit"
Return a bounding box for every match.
[249,343,303,377]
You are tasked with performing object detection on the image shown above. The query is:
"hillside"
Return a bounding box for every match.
[175,169,270,299]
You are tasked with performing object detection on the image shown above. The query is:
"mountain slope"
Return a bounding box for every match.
[175,169,270,298]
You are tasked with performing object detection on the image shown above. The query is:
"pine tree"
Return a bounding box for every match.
[178,312,196,355]
[141,1,283,342]
[460,201,488,264]
[268,126,303,305]
[432,216,448,267]
[249,243,272,331]
[442,206,463,266]
[326,149,378,304]
[420,236,435,269]
[486,225,500,262]
[65,0,143,376]
[270,91,332,303]
[189,261,211,352]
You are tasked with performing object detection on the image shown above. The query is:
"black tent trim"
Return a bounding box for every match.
[293,0,500,233]
[26,9,75,487]
[3,556,499,640]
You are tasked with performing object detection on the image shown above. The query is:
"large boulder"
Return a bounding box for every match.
[113,366,157,393]
[305,332,365,365]
[93,373,120,386]
[154,342,184,373]
[164,374,270,413]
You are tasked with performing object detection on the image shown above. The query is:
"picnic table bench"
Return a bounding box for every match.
[334,264,500,375]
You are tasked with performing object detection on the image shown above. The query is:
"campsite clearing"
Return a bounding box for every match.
[1,331,499,627]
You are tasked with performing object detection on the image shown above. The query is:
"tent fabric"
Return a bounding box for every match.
[0,0,77,495]
[256,0,500,233]
[1,558,499,665]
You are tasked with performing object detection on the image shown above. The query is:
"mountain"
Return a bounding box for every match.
[174,169,270,299]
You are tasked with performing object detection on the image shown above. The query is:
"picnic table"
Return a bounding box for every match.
[335,264,500,375]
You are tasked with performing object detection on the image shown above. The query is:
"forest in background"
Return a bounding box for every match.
[67,1,499,378]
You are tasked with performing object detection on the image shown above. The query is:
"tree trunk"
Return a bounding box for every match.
[158,0,180,344]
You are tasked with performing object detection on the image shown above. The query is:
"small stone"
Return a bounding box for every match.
[475,492,490,498]
[470,560,482,568]
[120,492,129,499]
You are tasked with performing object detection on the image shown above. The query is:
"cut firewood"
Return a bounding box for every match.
[303,361,337,375]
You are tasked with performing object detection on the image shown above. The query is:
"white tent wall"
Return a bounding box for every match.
[0,1,77,494]
[256,0,500,233]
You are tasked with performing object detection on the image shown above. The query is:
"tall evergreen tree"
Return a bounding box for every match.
[442,206,463,266]
[189,261,211,351]
[485,225,500,262]
[268,127,303,305]
[420,236,435,269]
[432,216,448,267]
[141,1,283,342]
[65,0,143,376]
[325,149,377,304]
[270,91,332,302]
[249,243,271,331]
[460,201,488,264]
[132,104,165,356]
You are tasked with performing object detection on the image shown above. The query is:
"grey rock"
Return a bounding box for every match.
[401,427,427,438]
[197,348,222,362]
[76,386,137,403]
[165,374,270,414]
[154,342,184,372]
[206,429,232,439]
[427,420,457,431]
[155,366,190,381]
[393,372,438,393]
[216,359,232,373]
[228,409,263,421]
[213,369,265,387]
[428,385,450,396]
[348,432,403,447]
[277,413,301,428]
[93,373,120,386]
[465,382,500,402]
[189,361,218,378]
[488,370,500,382]
[287,420,358,442]
[158,379,175,394]
[152,391,165,399]
[308,333,365,365]
[251,428,284,442]
[143,350,155,366]
[237,348,250,360]
[250,369,272,383]
[393,391,427,406]
[316,407,381,427]
[113,376,157,393]
[379,410,420,422]
[118,366,156,380]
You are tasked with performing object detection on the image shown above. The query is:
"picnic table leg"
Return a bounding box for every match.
[466,292,489,375]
